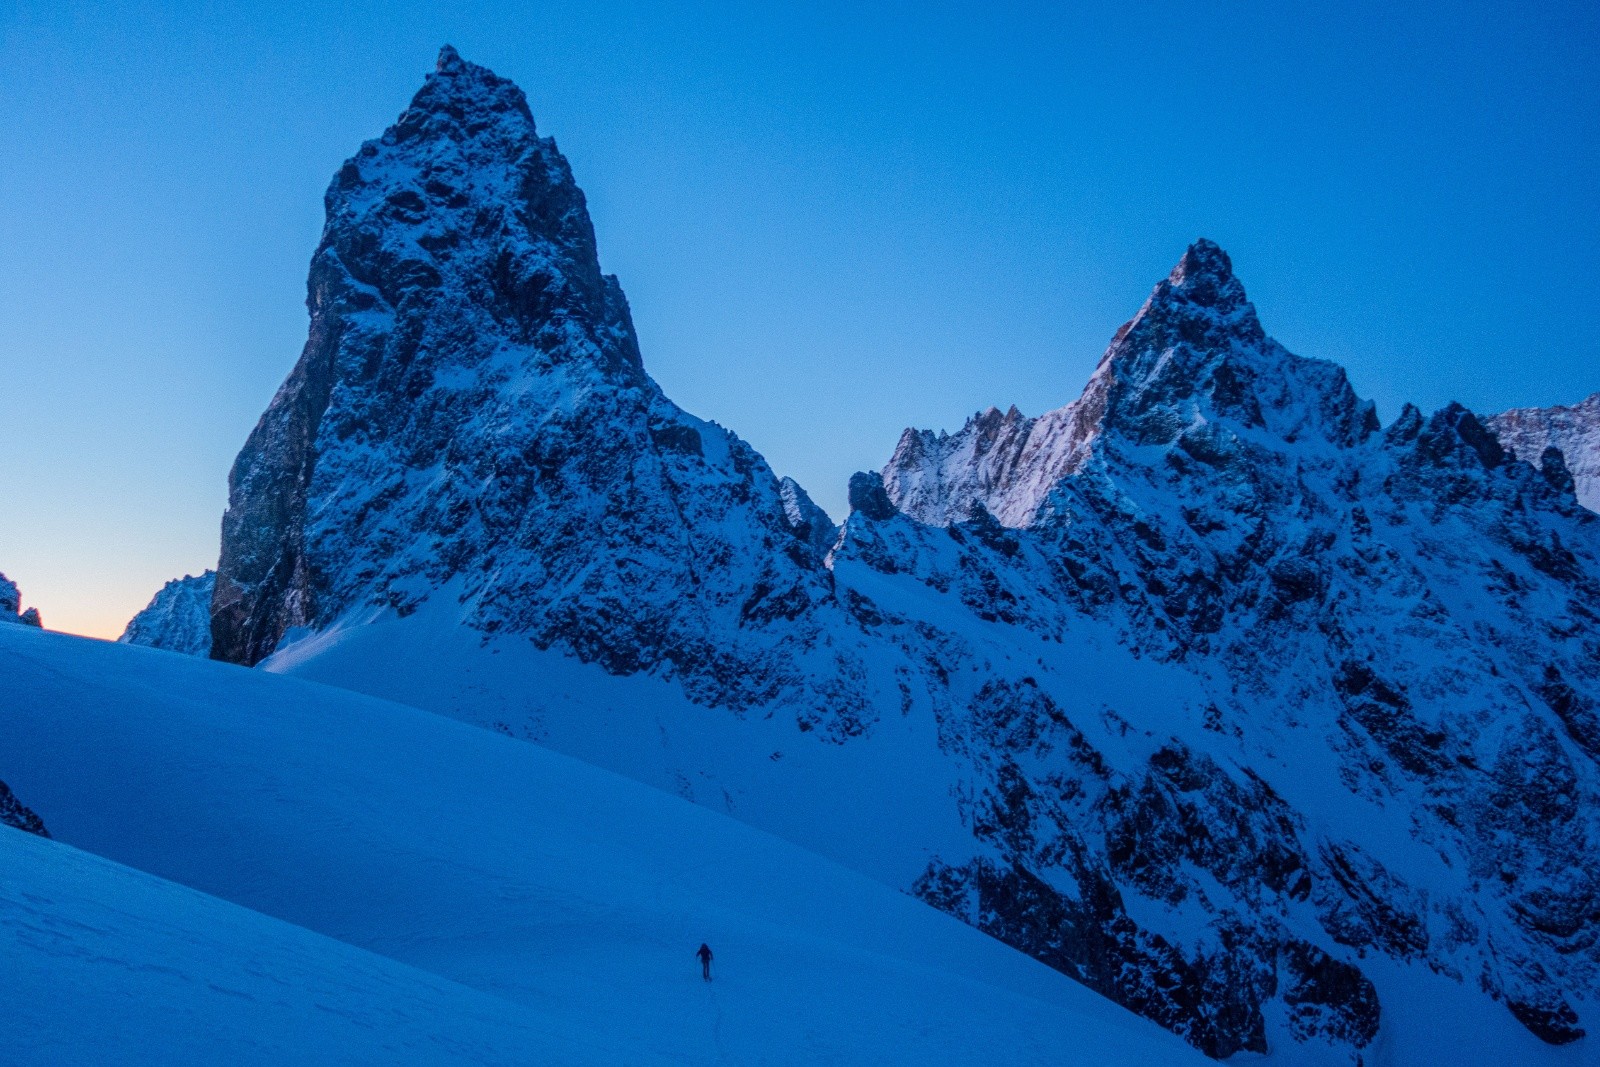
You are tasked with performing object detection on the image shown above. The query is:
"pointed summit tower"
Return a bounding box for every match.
[1086,238,1373,449]
[212,50,833,678]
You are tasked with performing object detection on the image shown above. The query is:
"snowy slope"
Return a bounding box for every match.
[1,829,653,1066]
[1488,391,1600,512]
[267,559,1600,1067]
[1,622,1207,1066]
[119,569,214,655]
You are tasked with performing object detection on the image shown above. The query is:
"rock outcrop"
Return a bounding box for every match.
[0,780,48,837]
[0,572,43,628]
[120,571,216,656]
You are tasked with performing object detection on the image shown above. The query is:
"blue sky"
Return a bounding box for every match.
[2,0,1596,637]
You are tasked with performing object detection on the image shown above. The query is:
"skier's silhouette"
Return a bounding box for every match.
[696,942,713,982]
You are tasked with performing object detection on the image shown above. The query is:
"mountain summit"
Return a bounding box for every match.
[211,50,837,711]
[884,239,1376,529]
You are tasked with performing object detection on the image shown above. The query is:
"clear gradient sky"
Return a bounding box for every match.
[3,1,1597,638]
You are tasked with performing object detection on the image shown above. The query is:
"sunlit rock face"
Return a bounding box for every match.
[1488,391,1600,513]
[212,48,1600,1062]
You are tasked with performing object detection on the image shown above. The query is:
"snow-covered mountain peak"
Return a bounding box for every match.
[323,47,636,382]
[383,44,552,168]
[884,242,1378,528]
[1091,239,1373,451]
[1153,237,1253,317]
[212,48,847,744]
[213,49,666,665]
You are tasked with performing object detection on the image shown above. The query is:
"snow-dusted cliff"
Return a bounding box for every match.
[1488,392,1600,513]
[182,49,1600,1063]
[120,571,215,656]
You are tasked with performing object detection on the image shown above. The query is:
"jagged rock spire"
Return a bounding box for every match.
[1088,239,1372,449]
[0,572,42,628]
[213,49,646,666]
[212,49,831,691]
[848,471,898,521]
[435,43,465,72]
[1104,238,1265,358]
[1165,238,1251,313]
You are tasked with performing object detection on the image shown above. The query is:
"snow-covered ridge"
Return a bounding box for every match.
[120,570,214,656]
[1487,391,1600,512]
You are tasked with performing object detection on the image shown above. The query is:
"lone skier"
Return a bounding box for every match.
[696,942,713,982]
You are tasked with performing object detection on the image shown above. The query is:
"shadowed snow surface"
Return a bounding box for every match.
[1,623,1207,1065]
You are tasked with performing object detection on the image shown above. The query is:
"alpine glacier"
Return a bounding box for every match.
[116,47,1600,1063]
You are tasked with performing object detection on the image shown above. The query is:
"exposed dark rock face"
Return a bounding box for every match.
[0,780,48,837]
[916,855,1280,1059]
[120,571,215,656]
[1280,941,1379,1048]
[212,50,1600,1061]
[846,471,897,522]
[905,678,1378,1059]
